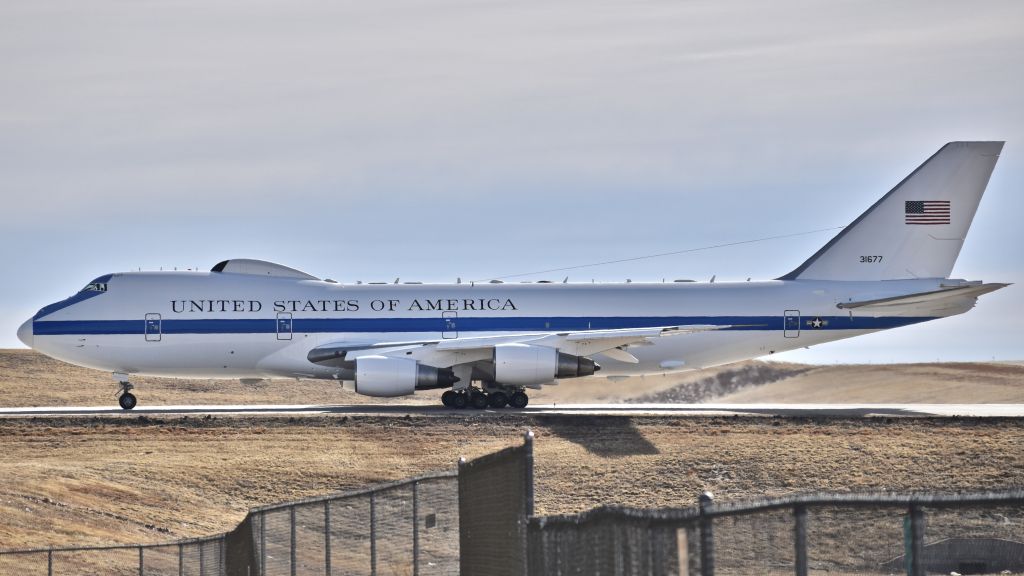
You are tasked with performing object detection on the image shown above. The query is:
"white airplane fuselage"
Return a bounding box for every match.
[23,272,977,379]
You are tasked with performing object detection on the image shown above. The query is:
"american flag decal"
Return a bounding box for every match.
[905,200,951,225]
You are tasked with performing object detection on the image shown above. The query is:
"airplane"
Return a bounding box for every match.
[17,141,1008,410]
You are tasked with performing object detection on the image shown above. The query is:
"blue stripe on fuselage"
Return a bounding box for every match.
[31,315,935,336]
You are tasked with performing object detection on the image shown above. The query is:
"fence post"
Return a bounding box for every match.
[290,505,297,576]
[413,480,420,576]
[178,542,183,576]
[909,504,925,576]
[139,546,144,576]
[699,492,714,576]
[457,456,466,575]
[370,491,377,576]
[200,541,205,575]
[48,549,52,576]
[524,430,535,517]
[260,510,266,576]
[324,500,332,576]
[793,505,807,576]
[524,431,535,576]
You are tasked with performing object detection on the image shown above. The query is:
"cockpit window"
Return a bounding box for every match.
[79,275,112,293]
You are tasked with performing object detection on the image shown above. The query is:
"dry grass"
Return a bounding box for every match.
[2,415,1023,551]
[2,350,1024,553]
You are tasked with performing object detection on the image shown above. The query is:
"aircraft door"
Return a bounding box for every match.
[144,313,161,342]
[442,311,458,339]
[276,312,293,341]
[783,310,800,338]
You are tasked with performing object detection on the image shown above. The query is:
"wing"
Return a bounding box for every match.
[307,324,730,368]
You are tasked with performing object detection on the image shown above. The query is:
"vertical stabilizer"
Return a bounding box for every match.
[780,141,1003,281]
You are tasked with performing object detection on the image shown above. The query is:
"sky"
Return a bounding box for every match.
[1,0,1022,362]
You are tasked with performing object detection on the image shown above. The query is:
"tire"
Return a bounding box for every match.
[451,392,468,409]
[509,391,528,409]
[488,391,509,409]
[441,390,456,407]
[469,391,489,409]
[119,392,137,410]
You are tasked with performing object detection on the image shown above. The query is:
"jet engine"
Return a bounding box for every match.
[493,344,598,386]
[354,356,459,397]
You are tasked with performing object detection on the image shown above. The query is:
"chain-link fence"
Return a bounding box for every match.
[0,471,459,576]
[527,491,1024,576]
[0,534,227,576]
[248,472,459,576]
[6,431,1024,576]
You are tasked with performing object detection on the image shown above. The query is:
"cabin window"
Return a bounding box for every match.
[80,282,108,293]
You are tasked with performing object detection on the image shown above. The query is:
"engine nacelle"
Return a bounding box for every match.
[354,356,459,397]
[493,344,598,386]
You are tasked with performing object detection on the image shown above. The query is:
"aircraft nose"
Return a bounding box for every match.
[17,318,33,348]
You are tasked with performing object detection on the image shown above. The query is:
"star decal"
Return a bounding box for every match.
[808,317,826,329]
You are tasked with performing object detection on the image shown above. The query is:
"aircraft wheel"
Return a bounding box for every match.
[509,391,528,409]
[488,391,509,409]
[469,390,489,409]
[118,392,137,410]
[441,390,457,407]
[451,392,468,409]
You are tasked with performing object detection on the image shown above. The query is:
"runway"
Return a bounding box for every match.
[1,403,1023,418]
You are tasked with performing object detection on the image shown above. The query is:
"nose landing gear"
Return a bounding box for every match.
[116,380,137,410]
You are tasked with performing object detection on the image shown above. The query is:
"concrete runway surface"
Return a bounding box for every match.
[1,403,1023,418]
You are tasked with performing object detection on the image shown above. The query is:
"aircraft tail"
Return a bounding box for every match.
[780,141,1004,281]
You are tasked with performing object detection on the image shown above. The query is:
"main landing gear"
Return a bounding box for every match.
[116,380,137,410]
[441,387,529,410]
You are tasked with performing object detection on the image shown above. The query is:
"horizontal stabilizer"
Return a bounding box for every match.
[837,283,1008,309]
[836,283,1008,317]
